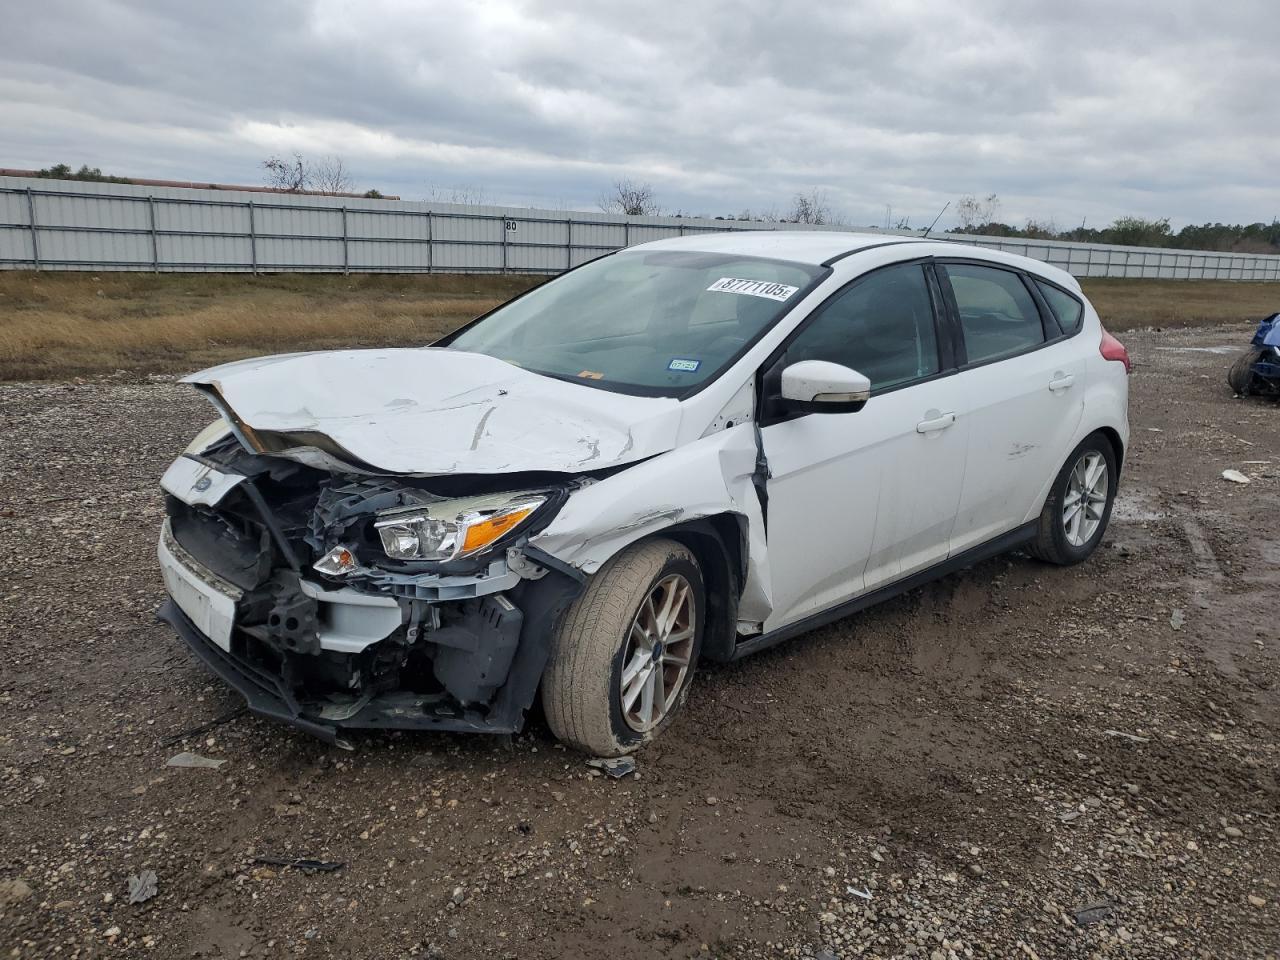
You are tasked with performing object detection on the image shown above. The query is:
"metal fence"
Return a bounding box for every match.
[3,174,1279,281]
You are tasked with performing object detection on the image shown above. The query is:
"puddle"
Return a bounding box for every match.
[1111,489,1167,522]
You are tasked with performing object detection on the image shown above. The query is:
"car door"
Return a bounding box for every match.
[758,261,969,631]
[936,262,1088,554]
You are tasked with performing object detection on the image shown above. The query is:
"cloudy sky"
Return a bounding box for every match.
[2,0,1275,229]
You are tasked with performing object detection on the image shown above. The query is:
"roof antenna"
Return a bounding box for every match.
[923,201,949,239]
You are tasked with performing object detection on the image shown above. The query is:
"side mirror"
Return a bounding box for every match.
[779,360,871,414]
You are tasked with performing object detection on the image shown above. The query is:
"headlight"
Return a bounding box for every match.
[374,491,547,562]
[184,418,231,455]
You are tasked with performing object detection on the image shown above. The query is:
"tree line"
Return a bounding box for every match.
[953,194,1280,254]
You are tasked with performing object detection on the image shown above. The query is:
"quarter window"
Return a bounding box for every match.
[1035,280,1084,335]
[943,264,1045,364]
[781,263,940,392]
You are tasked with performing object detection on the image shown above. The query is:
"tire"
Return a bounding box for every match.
[541,538,704,756]
[1228,348,1263,396]
[1029,433,1118,566]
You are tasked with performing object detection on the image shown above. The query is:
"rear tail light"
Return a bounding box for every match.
[1099,327,1132,373]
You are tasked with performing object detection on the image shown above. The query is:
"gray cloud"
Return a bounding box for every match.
[2,0,1276,228]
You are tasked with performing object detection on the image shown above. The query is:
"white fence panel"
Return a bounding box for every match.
[2,175,1279,280]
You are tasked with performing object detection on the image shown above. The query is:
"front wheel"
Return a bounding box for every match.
[541,538,704,756]
[1030,433,1118,565]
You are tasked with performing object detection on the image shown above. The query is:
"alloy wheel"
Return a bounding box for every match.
[1063,450,1109,547]
[619,574,696,732]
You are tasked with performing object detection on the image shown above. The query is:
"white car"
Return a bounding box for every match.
[157,232,1130,754]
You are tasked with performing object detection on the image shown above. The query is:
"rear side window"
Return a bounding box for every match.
[943,264,1045,364]
[1035,280,1084,335]
[782,263,939,392]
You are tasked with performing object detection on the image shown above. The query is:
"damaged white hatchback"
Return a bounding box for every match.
[158,231,1130,754]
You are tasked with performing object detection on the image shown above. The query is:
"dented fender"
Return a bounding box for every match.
[528,423,774,625]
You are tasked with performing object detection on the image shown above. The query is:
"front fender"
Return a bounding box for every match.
[527,424,773,624]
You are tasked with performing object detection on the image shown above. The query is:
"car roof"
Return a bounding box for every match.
[630,230,1082,292]
[634,230,917,265]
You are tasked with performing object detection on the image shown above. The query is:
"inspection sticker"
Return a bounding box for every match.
[707,277,799,301]
[668,358,701,372]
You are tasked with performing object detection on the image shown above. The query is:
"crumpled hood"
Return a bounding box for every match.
[183,348,684,475]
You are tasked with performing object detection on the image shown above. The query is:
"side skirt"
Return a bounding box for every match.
[730,520,1038,660]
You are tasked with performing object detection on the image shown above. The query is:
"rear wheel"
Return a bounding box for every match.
[1030,433,1118,565]
[1228,348,1263,396]
[541,538,703,756]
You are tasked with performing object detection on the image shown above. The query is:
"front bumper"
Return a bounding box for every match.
[158,599,352,745]
[158,597,563,744]
[157,534,583,746]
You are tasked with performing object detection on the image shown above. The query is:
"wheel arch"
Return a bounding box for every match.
[1023,420,1127,526]
[1095,425,1125,474]
[640,514,745,664]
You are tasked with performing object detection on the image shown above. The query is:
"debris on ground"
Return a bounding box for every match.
[846,885,873,900]
[1071,901,1114,926]
[585,756,636,779]
[1221,469,1251,484]
[165,751,226,769]
[127,869,158,905]
[251,856,345,874]
[158,707,247,747]
[1170,608,1186,630]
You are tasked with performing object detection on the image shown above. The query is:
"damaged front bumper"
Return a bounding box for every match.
[155,450,583,746]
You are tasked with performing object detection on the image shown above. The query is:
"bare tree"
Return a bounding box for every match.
[955,193,1001,231]
[599,179,660,216]
[788,189,833,225]
[426,183,491,205]
[262,153,309,192]
[262,153,356,194]
[310,155,353,195]
[783,192,834,227]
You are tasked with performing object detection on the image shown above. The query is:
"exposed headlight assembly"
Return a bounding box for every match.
[374,491,548,562]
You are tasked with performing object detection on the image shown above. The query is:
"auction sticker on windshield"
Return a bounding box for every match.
[707,277,799,301]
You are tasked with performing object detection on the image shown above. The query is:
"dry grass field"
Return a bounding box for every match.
[0,272,539,380]
[1,270,1276,381]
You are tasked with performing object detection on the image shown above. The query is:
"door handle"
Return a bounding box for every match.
[1049,373,1075,392]
[916,411,956,434]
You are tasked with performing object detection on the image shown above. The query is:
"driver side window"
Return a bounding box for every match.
[782,263,940,392]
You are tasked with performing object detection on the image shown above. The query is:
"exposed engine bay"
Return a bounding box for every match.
[158,433,586,746]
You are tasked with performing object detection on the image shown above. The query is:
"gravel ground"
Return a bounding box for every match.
[1,323,1277,959]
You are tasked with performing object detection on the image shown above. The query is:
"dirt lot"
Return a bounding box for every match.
[0,322,1278,959]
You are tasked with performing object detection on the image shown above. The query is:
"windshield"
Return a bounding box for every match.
[444,250,825,395]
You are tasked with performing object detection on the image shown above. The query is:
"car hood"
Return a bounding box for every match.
[183,348,684,476]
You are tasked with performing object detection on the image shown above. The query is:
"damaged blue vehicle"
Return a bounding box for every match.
[1229,313,1280,397]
